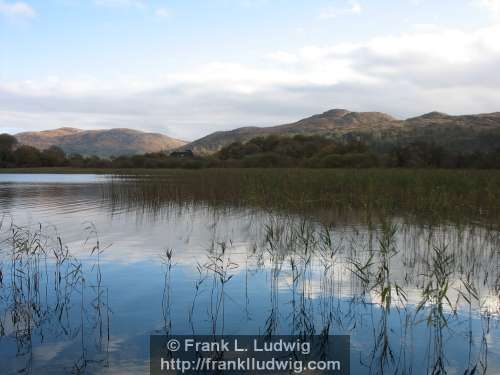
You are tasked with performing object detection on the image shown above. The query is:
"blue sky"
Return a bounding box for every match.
[1,0,500,140]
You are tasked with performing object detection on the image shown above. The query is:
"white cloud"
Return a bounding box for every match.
[477,0,500,17]
[2,23,500,139]
[92,0,168,18]
[319,0,362,19]
[0,1,36,19]
[155,7,169,18]
[93,0,145,8]
[267,51,299,64]
[350,0,362,13]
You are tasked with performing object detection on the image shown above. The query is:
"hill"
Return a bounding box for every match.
[12,110,500,157]
[399,111,500,152]
[15,127,187,157]
[183,109,500,154]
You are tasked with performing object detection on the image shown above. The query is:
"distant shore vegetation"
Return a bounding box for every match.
[2,133,500,169]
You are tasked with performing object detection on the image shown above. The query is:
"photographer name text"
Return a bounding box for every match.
[178,338,310,355]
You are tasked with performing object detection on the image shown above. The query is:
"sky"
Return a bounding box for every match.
[1,0,500,141]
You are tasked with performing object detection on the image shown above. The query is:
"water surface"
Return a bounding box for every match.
[0,173,499,375]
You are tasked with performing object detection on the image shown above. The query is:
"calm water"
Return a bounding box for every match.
[0,173,499,375]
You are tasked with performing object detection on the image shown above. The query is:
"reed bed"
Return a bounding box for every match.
[179,214,499,374]
[104,169,500,226]
[0,220,110,374]
[3,169,500,374]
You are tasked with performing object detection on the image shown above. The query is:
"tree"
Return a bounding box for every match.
[41,146,66,166]
[0,134,17,152]
[0,134,18,164]
[218,142,245,160]
[13,146,42,166]
[68,153,85,168]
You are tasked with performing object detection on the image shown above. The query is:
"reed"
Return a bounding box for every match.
[0,222,111,373]
[104,169,500,227]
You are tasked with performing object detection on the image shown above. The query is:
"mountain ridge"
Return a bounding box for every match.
[15,127,187,157]
[180,109,500,154]
[12,109,500,157]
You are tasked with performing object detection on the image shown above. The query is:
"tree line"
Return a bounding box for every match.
[1,133,500,169]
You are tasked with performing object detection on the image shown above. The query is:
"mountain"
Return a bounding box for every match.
[399,111,500,152]
[183,109,500,154]
[14,110,500,157]
[15,127,187,157]
[185,110,403,154]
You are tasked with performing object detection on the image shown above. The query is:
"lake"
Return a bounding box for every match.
[1,172,499,374]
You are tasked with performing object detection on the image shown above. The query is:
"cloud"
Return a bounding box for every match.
[267,51,300,64]
[93,0,145,8]
[0,1,36,19]
[2,23,500,139]
[92,0,169,19]
[155,7,169,18]
[319,0,362,19]
[477,0,500,17]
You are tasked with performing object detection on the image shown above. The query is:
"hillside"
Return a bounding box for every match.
[185,109,403,154]
[12,110,500,158]
[15,128,187,157]
[183,109,500,154]
[399,111,500,152]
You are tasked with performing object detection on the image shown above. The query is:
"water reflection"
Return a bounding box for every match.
[0,221,111,374]
[0,174,499,374]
